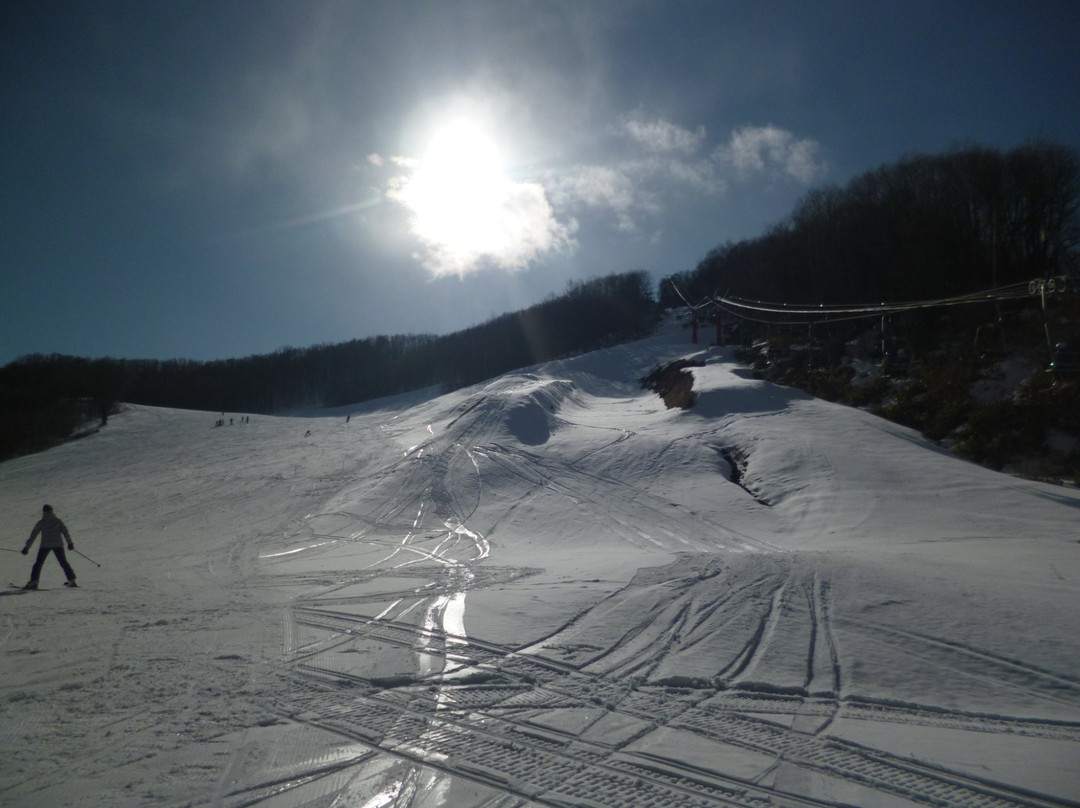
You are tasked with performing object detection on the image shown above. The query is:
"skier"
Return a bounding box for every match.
[20,504,77,589]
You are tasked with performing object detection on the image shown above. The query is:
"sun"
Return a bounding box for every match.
[384,114,572,276]
[397,119,513,259]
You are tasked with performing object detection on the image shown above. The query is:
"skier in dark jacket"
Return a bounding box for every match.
[21,504,77,589]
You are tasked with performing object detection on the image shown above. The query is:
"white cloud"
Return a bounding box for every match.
[546,113,728,233]
[381,111,827,271]
[653,156,725,195]
[547,165,639,231]
[413,179,577,278]
[717,125,828,183]
[621,110,706,155]
[385,160,576,278]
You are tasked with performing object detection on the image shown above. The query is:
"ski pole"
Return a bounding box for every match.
[0,548,22,553]
[72,548,101,567]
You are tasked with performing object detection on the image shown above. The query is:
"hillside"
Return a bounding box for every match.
[730,294,1080,485]
[0,271,657,462]
[1,320,1078,807]
[664,140,1080,485]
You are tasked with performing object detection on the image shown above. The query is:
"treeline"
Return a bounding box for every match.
[0,271,657,460]
[662,141,1080,306]
[0,359,120,460]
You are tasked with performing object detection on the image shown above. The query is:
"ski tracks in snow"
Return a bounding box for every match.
[221,382,1080,808]
[234,548,1080,808]
[6,357,1080,807]
[173,383,1080,808]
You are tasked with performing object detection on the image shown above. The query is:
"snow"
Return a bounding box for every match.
[2,320,1079,807]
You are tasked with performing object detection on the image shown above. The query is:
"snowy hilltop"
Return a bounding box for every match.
[1,322,1078,807]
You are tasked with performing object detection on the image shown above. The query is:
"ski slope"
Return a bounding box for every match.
[2,322,1079,808]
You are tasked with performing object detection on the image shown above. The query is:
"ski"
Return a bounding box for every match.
[7,582,79,591]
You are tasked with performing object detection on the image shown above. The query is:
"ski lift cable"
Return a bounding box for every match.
[668,280,713,311]
[713,300,894,327]
[713,279,1036,323]
[719,282,1027,315]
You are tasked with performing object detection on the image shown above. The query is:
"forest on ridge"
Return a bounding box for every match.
[660,140,1078,307]
[0,272,657,460]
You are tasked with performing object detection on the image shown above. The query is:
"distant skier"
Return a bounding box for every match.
[20,504,77,589]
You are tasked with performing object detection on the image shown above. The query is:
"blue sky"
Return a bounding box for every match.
[2,1,1078,364]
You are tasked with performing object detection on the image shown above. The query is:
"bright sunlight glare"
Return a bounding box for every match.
[386,115,573,277]
[400,120,511,256]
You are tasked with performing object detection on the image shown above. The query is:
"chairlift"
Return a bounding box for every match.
[1049,342,1080,377]
[882,336,910,376]
[973,321,1007,359]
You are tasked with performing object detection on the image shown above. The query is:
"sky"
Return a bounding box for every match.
[2,0,1079,364]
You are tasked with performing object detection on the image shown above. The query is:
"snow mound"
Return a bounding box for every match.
[453,375,577,446]
[502,378,575,446]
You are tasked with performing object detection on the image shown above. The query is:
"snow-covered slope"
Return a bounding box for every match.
[2,324,1078,807]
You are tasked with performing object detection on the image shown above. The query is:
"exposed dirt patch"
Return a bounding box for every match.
[640,359,705,409]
